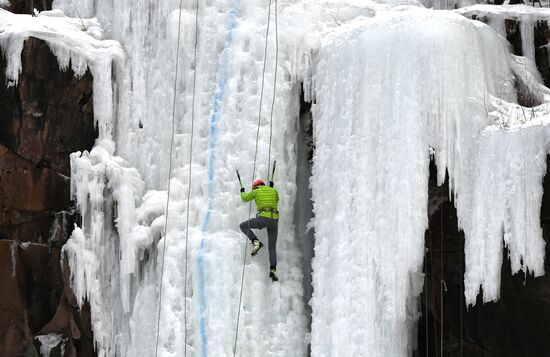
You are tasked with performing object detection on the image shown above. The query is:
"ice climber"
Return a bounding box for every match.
[239,179,279,282]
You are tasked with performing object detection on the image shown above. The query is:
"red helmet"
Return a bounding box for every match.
[252,179,265,189]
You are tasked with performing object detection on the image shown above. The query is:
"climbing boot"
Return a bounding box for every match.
[269,268,279,282]
[251,239,263,257]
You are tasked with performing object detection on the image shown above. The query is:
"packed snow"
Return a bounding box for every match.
[3,0,550,356]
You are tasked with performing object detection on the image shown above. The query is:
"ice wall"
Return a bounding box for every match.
[51,0,308,356]
[309,8,549,356]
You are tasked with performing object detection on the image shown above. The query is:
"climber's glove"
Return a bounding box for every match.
[240,187,245,193]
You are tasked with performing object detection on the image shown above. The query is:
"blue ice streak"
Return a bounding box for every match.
[197,3,241,357]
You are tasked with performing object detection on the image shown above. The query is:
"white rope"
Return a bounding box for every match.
[233,0,279,354]
[154,0,198,355]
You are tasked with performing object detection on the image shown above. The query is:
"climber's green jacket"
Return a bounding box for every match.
[241,185,279,219]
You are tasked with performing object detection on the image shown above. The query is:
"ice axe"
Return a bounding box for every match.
[269,160,276,186]
[236,169,243,189]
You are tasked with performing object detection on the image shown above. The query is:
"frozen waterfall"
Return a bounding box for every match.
[2,0,550,356]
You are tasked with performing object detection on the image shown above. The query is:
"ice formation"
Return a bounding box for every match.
[309,7,550,355]
[35,333,66,357]
[10,240,16,277]
[3,0,550,356]
[52,0,309,356]
[456,4,550,63]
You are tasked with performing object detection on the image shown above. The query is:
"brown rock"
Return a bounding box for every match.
[0,144,71,243]
[8,0,53,14]
[0,36,96,356]
[535,20,550,87]
[0,38,96,176]
[0,240,95,357]
[0,241,38,357]
[505,19,522,56]
[0,37,95,244]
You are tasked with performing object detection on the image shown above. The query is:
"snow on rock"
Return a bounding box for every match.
[0,8,124,139]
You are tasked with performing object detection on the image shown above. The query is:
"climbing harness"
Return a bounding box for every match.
[259,207,279,214]
[233,0,279,354]
[155,0,199,355]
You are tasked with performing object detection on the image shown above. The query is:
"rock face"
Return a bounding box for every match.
[417,160,550,357]
[0,37,96,356]
[8,0,53,14]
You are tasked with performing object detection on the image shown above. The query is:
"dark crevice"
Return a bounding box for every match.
[7,0,53,14]
[294,83,315,356]
[417,156,550,357]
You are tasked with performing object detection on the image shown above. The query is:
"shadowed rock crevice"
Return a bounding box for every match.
[6,0,53,14]
[294,84,315,356]
[417,158,550,357]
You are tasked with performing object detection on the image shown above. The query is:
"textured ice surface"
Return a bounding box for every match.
[3,1,550,356]
[53,0,308,356]
[310,8,549,356]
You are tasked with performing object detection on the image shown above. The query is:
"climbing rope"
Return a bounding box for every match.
[428,225,438,357]
[155,0,199,355]
[183,0,200,355]
[440,187,447,357]
[425,253,429,357]
[424,252,430,357]
[233,0,279,354]
[68,0,87,30]
[266,0,278,179]
[459,230,464,357]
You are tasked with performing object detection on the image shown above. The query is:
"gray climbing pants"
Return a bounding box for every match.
[239,216,278,268]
